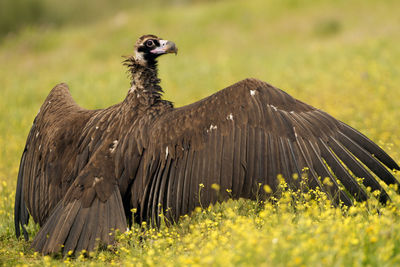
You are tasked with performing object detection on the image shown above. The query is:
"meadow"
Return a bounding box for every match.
[1,0,400,265]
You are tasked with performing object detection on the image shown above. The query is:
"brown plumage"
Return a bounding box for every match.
[15,34,400,255]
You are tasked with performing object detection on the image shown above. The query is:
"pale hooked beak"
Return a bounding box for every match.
[150,40,178,55]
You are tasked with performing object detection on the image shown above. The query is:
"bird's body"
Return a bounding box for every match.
[15,35,400,255]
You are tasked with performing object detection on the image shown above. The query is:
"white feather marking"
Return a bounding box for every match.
[227,113,234,121]
[38,144,41,151]
[93,177,103,187]
[293,127,298,139]
[165,146,169,159]
[109,140,118,153]
[207,124,218,133]
[269,104,278,111]
[95,126,99,129]
[36,131,39,138]
[135,52,144,61]
[250,90,256,96]
[290,111,294,114]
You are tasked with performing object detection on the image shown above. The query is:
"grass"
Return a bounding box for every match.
[1,0,400,265]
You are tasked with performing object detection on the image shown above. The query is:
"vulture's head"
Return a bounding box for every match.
[134,34,178,66]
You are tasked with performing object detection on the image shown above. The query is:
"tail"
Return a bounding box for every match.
[14,151,30,240]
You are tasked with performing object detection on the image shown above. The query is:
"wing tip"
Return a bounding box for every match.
[339,123,400,171]
[14,153,30,241]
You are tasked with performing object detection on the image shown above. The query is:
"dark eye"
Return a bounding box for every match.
[146,40,155,47]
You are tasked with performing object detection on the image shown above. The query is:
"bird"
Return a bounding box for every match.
[14,34,400,255]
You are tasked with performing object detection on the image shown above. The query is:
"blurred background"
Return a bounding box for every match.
[0,0,225,40]
[0,0,399,233]
[1,1,400,263]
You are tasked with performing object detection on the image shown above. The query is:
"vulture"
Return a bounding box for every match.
[15,34,400,255]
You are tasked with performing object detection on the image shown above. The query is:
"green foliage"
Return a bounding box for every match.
[0,0,133,39]
[0,0,45,37]
[1,0,400,265]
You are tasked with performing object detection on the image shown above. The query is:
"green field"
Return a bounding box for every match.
[1,0,400,265]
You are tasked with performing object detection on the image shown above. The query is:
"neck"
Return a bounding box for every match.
[123,56,164,100]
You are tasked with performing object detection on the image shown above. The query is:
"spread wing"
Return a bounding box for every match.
[14,83,95,239]
[132,78,400,226]
[26,89,130,255]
